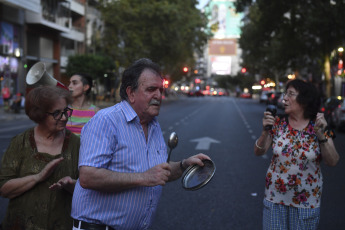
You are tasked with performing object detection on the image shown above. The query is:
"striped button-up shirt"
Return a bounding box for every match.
[71,100,167,230]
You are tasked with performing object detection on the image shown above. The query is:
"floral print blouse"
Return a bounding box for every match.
[264,116,325,208]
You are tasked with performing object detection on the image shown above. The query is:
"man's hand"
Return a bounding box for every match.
[183,153,211,169]
[142,163,171,186]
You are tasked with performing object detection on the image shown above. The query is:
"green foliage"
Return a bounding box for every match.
[66,54,116,79]
[215,74,255,92]
[98,0,211,81]
[235,0,345,86]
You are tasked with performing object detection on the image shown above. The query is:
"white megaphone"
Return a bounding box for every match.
[26,62,68,90]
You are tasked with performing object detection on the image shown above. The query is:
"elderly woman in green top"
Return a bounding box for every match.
[0,86,80,230]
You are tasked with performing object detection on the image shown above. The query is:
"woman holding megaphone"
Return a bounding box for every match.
[67,73,99,136]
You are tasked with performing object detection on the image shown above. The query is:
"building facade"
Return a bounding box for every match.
[203,0,243,77]
[0,0,88,103]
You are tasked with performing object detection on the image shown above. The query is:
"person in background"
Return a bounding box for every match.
[10,92,22,113]
[1,84,11,112]
[71,58,211,230]
[0,86,80,230]
[254,79,339,230]
[67,73,99,136]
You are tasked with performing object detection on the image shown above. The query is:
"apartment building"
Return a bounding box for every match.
[0,0,87,98]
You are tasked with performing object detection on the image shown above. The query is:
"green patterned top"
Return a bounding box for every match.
[0,128,80,230]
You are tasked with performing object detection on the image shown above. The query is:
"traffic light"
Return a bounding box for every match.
[241,67,247,73]
[260,80,266,85]
[163,79,169,88]
[183,67,188,73]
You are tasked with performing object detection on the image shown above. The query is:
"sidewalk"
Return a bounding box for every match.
[0,107,28,122]
[0,100,114,122]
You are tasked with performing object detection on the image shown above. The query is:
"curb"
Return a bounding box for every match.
[0,113,28,122]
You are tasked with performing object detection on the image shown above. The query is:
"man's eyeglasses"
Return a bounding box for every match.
[283,92,298,98]
[46,107,73,120]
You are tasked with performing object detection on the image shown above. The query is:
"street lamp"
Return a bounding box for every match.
[14,48,23,57]
[287,74,296,80]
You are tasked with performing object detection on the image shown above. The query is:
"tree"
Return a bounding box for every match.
[98,0,212,81]
[215,73,255,93]
[66,54,116,79]
[235,0,345,96]
[66,54,119,99]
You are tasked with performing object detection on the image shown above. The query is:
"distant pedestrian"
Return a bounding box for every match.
[66,73,99,136]
[254,79,339,230]
[1,84,10,111]
[71,58,211,230]
[10,92,22,113]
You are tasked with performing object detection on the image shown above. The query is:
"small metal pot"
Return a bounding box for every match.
[181,159,216,191]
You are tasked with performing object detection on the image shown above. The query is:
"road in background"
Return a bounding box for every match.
[0,96,344,229]
[152,96,345,230]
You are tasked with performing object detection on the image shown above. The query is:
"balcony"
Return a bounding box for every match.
[1,0,40,13]
[61,28,85,42]
[68,0,85,16]
[25,0,71,33]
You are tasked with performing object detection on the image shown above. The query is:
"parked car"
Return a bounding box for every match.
[336,99,345,131]
[320,96,344,129]
[240,92,252,98]
[277,93,285,109]
[267,91,282,105]
[210,88,228,96]
[187,90,204,97]
[259,91,272,103]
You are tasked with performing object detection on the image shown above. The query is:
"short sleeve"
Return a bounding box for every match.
[269,117,281,138]
[0,135,24,188]
[79,112,117,169]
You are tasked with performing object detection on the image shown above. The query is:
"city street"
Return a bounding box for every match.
[0,96,344,230]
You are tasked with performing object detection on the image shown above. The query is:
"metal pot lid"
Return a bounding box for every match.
[181,159,216,191]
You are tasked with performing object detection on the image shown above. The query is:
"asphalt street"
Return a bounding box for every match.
[0,96,344,230]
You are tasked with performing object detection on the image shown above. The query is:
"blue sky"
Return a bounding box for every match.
[197,0,209,9]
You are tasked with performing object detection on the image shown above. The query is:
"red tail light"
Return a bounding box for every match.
[321,107,325,112]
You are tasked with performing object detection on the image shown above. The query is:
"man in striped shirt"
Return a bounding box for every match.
[71,58,210,230]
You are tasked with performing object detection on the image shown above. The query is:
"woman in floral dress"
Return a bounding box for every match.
[254,79,339,230]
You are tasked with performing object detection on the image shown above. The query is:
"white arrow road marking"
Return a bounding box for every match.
[190,137,221,150]
[261,154,268,159]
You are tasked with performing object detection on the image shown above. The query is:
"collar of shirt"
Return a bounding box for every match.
[120,100,158,128]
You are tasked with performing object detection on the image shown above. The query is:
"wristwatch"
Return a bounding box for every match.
[180,160,187,171]
[318,137,328,144]
[324,128,336,139]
